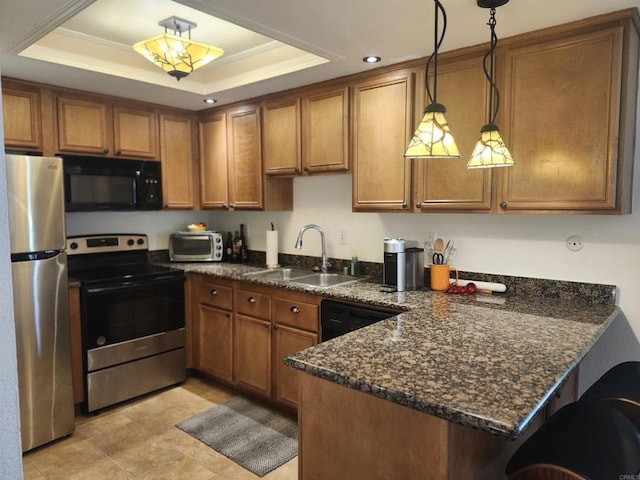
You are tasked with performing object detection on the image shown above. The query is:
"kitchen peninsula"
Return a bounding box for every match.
[166,261,619,479]
[283,283,619,479]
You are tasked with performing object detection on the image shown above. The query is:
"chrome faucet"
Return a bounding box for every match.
[294,224,331,273]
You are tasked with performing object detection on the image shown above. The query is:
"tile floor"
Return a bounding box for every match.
[22,377,298,480]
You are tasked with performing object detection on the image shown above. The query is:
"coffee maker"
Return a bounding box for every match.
[383,238,423,292]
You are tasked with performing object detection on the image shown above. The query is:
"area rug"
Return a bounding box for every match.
[175,396,297,477]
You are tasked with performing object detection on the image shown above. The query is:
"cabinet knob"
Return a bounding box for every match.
[416,202,422,209]
[402,203,408,209]
[230,203,235,208]
[294,168,300,173]
[304,166,310,172]
[210,289,217,296]
[273,324,279,330]
[103,148,109,154]
[226,313,231,318]
[221,203,227,208]
[290,306,300,314]
[264,322,270,328]
[115,150,121,155]
[500,201,508,209]
[247,296,256,303]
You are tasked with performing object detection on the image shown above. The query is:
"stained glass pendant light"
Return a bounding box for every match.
[404,0,460,159]
[466,0,514,169]
[133,16,224,81]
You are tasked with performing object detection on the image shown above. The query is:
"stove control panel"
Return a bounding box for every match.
[67,234,148,255]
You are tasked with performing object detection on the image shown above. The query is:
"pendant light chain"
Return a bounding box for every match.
[485,8,499,126]
[425,0,448,104]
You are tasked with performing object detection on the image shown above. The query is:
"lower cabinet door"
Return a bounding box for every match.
[234,313,272,397]
[274,324,318,408]
[198,304,233,383]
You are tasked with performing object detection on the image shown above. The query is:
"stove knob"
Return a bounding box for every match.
[69,242,78,250]
[137,239,144,245]
[127,239,135,246]
[96,336,106,346]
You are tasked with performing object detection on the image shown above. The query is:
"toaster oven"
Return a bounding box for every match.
[169,231,224,262]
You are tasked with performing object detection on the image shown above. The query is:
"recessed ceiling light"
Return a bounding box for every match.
[363,56,381,64]
[203,98,217,104]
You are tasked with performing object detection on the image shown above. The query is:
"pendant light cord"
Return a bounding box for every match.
[425,0,447,105]
[484,7,499,125]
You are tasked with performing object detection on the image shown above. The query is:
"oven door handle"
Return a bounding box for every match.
[84,274,184,294]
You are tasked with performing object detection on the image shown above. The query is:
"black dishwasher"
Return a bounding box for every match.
[320,299,398,342]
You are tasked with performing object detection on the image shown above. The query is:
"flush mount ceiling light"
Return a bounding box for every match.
[466,0,514,169]
[405,0,460,159]
[363,55,381,63]
[133,16,224,82]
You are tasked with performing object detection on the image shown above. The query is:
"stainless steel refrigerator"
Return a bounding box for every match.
[6,154,74,452]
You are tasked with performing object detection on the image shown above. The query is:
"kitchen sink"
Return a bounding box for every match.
[243,268,363,288]
[290,273,361,288]
[243,267,311,281]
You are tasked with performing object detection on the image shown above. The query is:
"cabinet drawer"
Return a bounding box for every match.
[235,288,271,319]
[198,279,233,310]
[273,297,318,332]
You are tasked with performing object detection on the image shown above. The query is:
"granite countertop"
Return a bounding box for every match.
[159,261,620,439]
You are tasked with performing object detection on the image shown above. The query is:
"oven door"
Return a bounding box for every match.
[81,273,185,350]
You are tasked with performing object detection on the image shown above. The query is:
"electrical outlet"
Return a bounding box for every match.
[338,229,347,245]
[566,235,584,252]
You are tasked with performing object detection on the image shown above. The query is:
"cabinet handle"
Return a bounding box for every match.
[290,306,300,314]
[264,322,270,328]
[221,203,227,208]
[230,203,235,208]
[273,324,279,330]
[247,296,256,303]
[416,202,422,209]
[102,148,109,154]
[402,203,408,209]
[210,289,217,296]
[500,201,508,209]
[304,166,310,172]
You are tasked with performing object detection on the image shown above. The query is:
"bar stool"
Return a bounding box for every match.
[580,361,640,429]
[506,402,640,480]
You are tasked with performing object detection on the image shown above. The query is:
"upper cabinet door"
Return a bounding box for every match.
[113,105,158,159]
[160,113,195,209]
[199,112,229,209]
[227,105,263,210]
[352,69,416,212]
[301,85,350,174]
[414,53,493,212]
[57,96,111,155]
[499,25,630,213]
[262,96,301,176]
[2,81,42,152]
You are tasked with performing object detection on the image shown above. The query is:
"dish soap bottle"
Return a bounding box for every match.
[349,254,360,276]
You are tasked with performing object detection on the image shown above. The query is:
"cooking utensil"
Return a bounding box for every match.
[432,237,444,264]
[443,241,455,264]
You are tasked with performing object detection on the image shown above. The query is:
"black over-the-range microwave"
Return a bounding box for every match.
[62,155,163,212]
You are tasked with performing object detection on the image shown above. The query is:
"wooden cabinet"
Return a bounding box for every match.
[262,85,350,176]
[262,96,301,176]
[199,104,263,210]
[199,112,229,208]
[498,16,638,214]
[234,284,272,397]
[199,104,293,211]
[56,94,158,159]
[68,286,84,404]
[159,112,197,209]
[192,275,234,384]
[414,51,493,212]
[272,292,319,408]
[301,85,350,174]
[351,68,417,211]
[233,285,319,408]
[2,79,43,152]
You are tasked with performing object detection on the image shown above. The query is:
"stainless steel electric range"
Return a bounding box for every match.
[67,234,185,413]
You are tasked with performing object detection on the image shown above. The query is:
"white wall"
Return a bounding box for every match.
[0,75,25,479]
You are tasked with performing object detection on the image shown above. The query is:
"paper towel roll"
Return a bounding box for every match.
[266,230,279,268]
